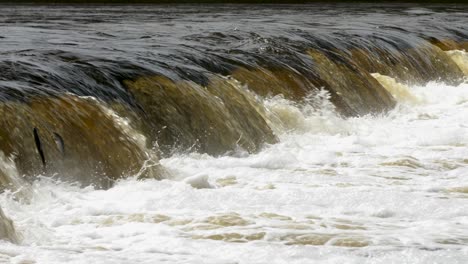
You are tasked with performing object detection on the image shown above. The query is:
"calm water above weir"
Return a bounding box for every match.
[0,3,467,263]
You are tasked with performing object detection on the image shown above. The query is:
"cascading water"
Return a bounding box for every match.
[0,3,467,263]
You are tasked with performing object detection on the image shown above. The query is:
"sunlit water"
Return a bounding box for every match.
[0,79,467,263]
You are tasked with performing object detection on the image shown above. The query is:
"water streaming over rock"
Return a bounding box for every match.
[0,3,467,263]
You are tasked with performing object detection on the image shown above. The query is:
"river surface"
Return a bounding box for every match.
[0,4,467,264]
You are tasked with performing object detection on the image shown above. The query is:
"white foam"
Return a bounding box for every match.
[1,81,468,263]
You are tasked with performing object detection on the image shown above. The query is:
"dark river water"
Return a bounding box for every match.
[0,4,467,263]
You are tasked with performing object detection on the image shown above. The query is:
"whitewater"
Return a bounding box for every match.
[0,4,467,263]
[0,75,467,263]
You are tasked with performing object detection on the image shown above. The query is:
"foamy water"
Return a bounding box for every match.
[0,78,468,263]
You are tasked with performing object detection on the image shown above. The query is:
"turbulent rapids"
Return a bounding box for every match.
[0,3,467,263]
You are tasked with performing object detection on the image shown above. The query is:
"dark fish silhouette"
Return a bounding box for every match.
[33,128,46,168]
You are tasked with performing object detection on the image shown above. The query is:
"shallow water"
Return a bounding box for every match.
[0,4,468,264]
